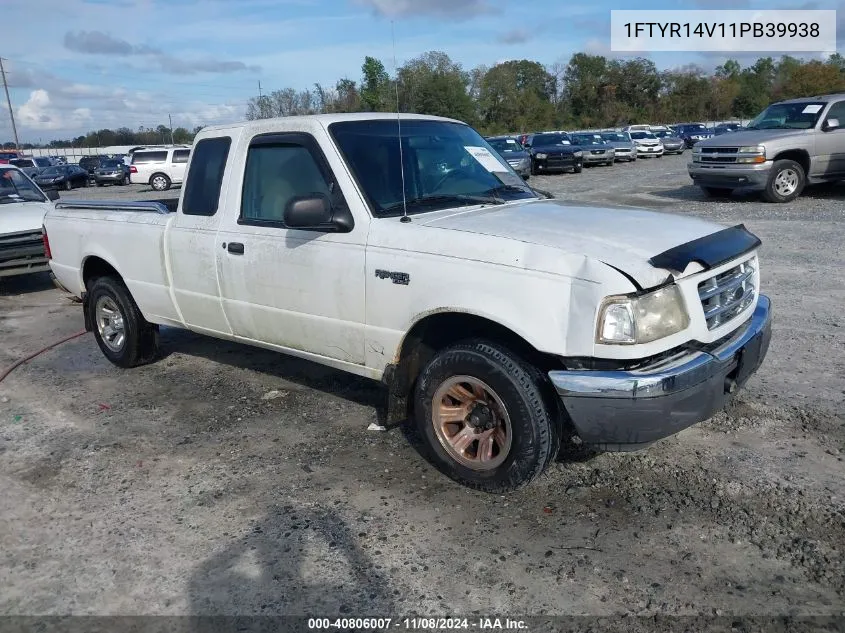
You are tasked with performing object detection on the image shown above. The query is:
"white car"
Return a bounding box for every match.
[129,146,191,191]
[630,130,665,157]
[0,166,58,278]
[43,113,771,491]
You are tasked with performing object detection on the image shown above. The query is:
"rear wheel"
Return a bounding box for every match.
[150,173,171,191]
[87,276,159,368]
[763,159,805,203]
[64,180,72,191]
[414,340,560,492]
[122,174,130,185]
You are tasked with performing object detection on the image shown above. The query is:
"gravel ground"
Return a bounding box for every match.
[0,155,843,628]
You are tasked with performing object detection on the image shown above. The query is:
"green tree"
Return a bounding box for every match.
[361,56,391,112]
[397,51,475,122]
[478,60,555,133]
[560,53,609,127]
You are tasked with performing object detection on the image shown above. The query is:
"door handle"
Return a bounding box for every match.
[227,242,245,255]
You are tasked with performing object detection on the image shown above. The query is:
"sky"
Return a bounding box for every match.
[3,0,844,141]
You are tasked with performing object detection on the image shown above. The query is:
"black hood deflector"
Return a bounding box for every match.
[649,224,761,273]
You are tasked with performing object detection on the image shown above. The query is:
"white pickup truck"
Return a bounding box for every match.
[44,113,772,492]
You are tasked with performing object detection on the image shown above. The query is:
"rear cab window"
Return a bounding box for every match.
[181,137,231,216]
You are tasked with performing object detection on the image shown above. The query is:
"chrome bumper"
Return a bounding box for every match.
[549,295,772,450]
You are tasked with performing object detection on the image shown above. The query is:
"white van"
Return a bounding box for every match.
[129,146,191,191]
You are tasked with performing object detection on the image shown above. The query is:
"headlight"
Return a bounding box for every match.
[738,145,764,154]
[692,146,702,154]
[596,285,690,345]
[573,151,582,157]
[535,153,548,159]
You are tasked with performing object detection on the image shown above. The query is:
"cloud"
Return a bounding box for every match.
[355,0,496,19]
[64,30,161,56]
[63,30,260,75]
[17,89,93,131]
[497,29,530,45]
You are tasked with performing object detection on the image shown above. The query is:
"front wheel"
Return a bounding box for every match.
[87,276,159,368]
[122,175,130,186]
[64,180,72,191]
[763,159,805,203]
[414,340,560,492]
[573,164,583,174]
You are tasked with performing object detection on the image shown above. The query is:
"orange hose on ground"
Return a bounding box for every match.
[0,330,88,384]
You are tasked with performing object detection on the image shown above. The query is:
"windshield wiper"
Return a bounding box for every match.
[484,184,536,197]
[382,194,503,215]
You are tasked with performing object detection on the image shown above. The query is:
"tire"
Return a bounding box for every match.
[762,159,805,203]
[87,276,159,368]
[64,180,72,191]
[150,173,171,191]
[96,182,104,187]
[573,164,583,174]
[530,162,538,176]
[702,186,733,198]
[413,340,560,492]
[122,175,130,185]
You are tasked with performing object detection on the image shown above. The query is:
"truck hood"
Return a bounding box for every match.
[418,199,727,287]
[697,128,809,147]
[0,201,53,235]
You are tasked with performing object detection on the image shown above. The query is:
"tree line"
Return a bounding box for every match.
[3,124,206,150]
[7,51,845,149]
[246,52,845,134]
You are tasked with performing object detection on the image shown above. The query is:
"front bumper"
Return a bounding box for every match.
[688,161,772,190]
[636,146,664,156]
[507,162,531,177]
[549,295,772,450]
[583,152,613,164]
[533,155,580,173]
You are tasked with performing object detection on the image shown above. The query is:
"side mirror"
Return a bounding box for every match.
[283,193,353,232]
[824,118,840,131]
[46,189,60,201]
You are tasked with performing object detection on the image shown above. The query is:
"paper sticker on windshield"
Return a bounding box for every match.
[493,171,526,187]
[802,104,823,114]
[464,146,507,172]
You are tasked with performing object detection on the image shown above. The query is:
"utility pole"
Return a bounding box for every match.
[258,80,262,99]
[0,57,19,149]
[168,114,174,145]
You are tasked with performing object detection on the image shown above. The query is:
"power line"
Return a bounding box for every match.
[0,57,19,149]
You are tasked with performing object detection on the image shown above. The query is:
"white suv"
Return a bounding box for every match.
[129,146,191,191]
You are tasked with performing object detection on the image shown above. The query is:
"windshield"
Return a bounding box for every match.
[630,131,657,140]
[0,168,47,203]
[571,134,604,146]
[100,161,124,169]
[531,133,570,146]
[747,102,826,130]
[652,131,675,138]
[601,133,629,142]
[330,120,537,217]
[487,138,524,153]
[34,158,51,168]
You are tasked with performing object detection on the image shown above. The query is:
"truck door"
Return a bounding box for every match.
[215,131,367,365]
[167,135,235,336]
[815,100,845,178]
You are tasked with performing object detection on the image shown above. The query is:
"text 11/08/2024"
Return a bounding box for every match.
[307,617,528,630]
[610,9,836,52]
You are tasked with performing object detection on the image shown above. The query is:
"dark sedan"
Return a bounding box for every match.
[674,123,714,148]
[94,160,131,186]
[33,165,90,190]
[523,133,583,175]
[485,136,531,179]
[714,122,743,135]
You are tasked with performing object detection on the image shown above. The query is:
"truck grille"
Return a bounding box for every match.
[697,258,756,330]
[0,230,48,277]
[700,147,739,164]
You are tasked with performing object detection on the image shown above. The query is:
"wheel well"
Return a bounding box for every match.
[386,312,562,401]
[149,172,170,182]
[772,149,810,176]
[82,256,121,289]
